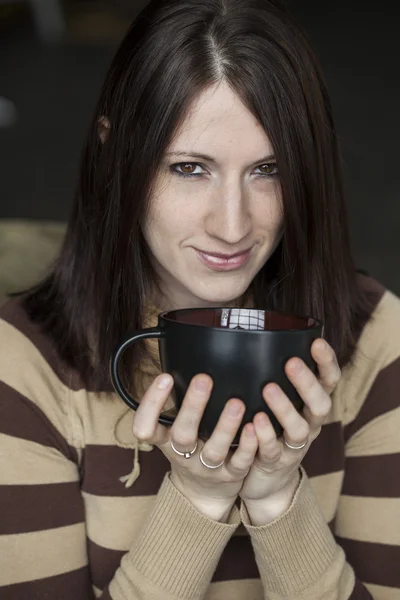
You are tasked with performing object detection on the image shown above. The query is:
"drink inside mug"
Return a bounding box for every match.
[110,307,323,444]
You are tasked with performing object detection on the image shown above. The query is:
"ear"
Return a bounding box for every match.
[98,116,110,143]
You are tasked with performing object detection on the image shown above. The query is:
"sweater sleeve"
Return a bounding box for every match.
[106,474,241,600]
[240,466,359,600]
[239,363,400,599]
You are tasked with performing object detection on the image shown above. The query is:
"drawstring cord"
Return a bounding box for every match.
[113,408,154,488]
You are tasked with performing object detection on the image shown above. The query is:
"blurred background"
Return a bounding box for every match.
[0,0,399,303]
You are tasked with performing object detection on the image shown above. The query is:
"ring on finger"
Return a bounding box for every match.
[283,437,308,450]
[170,439,198,459]
[199,448,225,469]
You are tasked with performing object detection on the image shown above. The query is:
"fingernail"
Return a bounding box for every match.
[245,424,256,437]
[266,384,280,398]
[157,374,172,389]
[227,401,242,416]
[194,377,210,392]
[257,412,270,426]
[290,359,303,374]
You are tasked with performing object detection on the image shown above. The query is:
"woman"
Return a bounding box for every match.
[0,0,399,598]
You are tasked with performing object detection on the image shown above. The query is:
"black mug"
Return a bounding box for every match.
[110,307,323,444]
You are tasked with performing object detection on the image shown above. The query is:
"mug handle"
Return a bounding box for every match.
[110,327,175,427]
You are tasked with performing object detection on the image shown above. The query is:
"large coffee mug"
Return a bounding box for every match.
[110,307,323,444]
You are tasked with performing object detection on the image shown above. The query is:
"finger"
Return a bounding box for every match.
[199,398,246,467]
[132,373,174,445]
[284,358,332,427]
[263,383,310,445]
[228,423,259,473]
[311,338,341,393]
[252,411,282,461]
[169,374,213,452]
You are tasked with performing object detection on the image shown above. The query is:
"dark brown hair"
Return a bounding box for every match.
[22,0,375,391]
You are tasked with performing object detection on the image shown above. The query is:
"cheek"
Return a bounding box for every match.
[253,198,283,235]
[143,203,194,253]
[149,186,205,234]
[143,215,170,252]
[253,180,282,215]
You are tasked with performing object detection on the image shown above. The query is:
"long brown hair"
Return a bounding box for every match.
[22,0,376,391]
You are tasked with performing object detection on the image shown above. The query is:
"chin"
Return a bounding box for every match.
[193,281,252,307]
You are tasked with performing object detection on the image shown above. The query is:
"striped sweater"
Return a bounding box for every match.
[0,274,399,599]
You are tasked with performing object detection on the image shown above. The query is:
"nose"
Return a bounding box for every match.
[205,180,252,246]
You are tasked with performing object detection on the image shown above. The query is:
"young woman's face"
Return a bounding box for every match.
[143,81,283,310]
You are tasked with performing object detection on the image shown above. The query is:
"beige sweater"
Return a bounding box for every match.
[0,274,399,599]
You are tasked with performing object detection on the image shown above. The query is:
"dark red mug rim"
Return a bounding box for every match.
[159,307,322,332]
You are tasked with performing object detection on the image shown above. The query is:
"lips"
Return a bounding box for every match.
[199,248,252,259]
[194,247,253,271]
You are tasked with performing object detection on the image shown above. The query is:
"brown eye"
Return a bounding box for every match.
[180,163,196,174]
[170,162,204,178]
[257,163,278,176]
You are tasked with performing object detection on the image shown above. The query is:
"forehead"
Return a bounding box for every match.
[169,82,274,158]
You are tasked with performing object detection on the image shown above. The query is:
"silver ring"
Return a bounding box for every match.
[284,438,308,450]
[170,439,198,459]
[199,449,224,469]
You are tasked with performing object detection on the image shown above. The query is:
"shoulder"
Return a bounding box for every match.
[355,272,400,369]
[0,296,78,448]
[0,297,126,451]
[337,273,400,427]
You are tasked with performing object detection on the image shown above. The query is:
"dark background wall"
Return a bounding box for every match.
[0,0,399,292]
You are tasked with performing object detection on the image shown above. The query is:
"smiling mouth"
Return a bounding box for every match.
[194,247,253,271]
[196,247,253,259]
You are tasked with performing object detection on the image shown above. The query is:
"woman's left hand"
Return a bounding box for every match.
[239,338,341,522]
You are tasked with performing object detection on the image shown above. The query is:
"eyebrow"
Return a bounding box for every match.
[165,151,276,164]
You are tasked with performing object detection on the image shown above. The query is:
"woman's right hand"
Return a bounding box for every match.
[132,373,259,522]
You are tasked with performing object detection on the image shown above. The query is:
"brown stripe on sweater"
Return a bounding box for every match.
[344,357,400,443]
[0,482,85,534]
[212,534,259,582]
[301,421,344,477]
[335,536,400,588]
[100,587,113,600]
[0,381,78,463]
[348,578,374,599]
[342,454,400,497]
[87,537,125,591]
[0,566,93,600]
[81,445,170,496]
